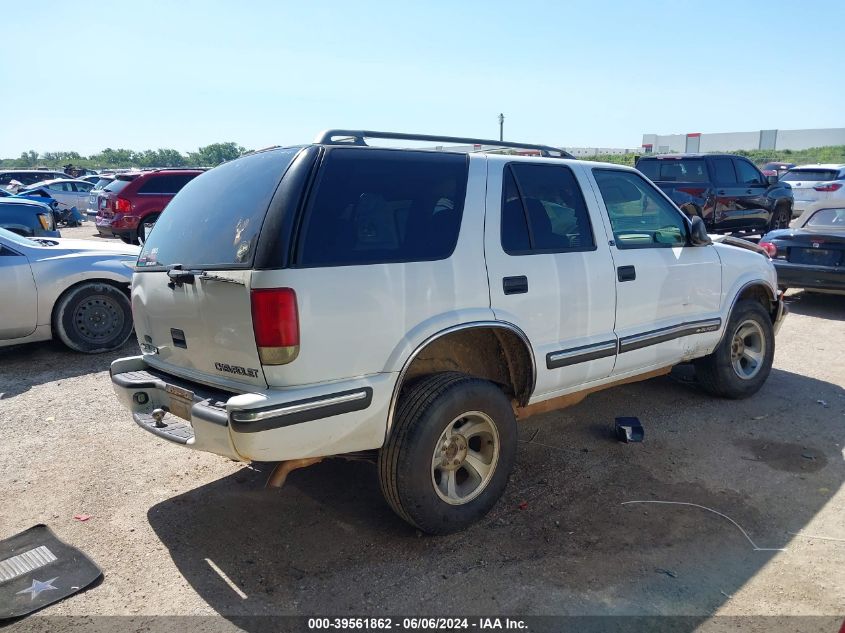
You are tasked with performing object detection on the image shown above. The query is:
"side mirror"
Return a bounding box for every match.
[689,216,711,246]
[767,174,779,185]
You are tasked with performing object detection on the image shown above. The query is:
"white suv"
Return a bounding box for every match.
[111,130,787,534]
[780,164,845,218]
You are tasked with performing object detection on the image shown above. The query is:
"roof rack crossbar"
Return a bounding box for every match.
[314,130,573,158]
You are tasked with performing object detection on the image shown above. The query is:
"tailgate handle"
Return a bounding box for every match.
[167,267,202,288]
[617,265,636,282]
[503,276,528,295]
[171,328,187,349]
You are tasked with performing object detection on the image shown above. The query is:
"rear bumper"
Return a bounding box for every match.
[110,356,394,462]
[774,261,845,292]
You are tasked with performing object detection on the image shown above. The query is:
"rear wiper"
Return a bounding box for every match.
[166,264,203,287]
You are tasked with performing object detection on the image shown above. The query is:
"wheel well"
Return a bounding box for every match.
[399,326,534,408]
[735,283,777,321]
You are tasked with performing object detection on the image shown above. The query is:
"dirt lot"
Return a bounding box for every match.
[1,224,844,628]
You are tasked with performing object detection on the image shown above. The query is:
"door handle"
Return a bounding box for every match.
[746,189,753,194]
[617,265,636,282]
[717,190,726,195]
[503,276,528,295]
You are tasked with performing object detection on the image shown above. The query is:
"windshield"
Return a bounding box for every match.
[137,147,301,269]
[781,169,840,182]
[637,158,709,183]
[807,208,845,228]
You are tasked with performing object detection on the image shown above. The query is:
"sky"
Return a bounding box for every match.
[2,0,843,157]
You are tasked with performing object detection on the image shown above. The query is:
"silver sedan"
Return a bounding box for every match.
[0,228,139,352]
[19,178,96,212]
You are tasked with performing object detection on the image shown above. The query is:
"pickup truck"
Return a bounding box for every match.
[110,130,787,534]
[636,153,793,234]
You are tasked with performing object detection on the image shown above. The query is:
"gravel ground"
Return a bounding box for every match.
[1,224,843,629]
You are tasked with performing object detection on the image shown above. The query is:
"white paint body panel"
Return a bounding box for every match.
[113,153,783,463]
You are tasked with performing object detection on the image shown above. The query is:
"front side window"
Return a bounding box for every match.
[297,149,468,267]
[733,159,764,185]
[501,163,595,255]
[593,169,688,249]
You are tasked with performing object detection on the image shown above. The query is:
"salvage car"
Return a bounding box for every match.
[0,198,60,237]
[111,130,786,534]
[0,227,138,352]
[95,169,204,244]
[780,164,845,219]
[761,207,845,294]
[635,153,793,233]
[19,178,95,211]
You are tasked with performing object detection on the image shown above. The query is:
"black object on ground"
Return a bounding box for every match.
[615,417,644,443]
[0,524,101,621]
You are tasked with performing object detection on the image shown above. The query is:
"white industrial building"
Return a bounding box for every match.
[642,127,845,154]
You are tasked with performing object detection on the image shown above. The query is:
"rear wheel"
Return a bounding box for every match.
[53,282,134,353]
[378,372,517,534]
[694,300,774,398]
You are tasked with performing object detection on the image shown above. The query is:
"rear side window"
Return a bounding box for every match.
[782,169,840,182]
[712,158,737,184]
[297,149,468,267]
[636,158,708,183]
[501,163,595,254]
[138,173,198,195]
[104,178,135,193]
[137,148,300,269]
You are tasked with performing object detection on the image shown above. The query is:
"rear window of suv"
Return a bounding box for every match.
[137,147,300,269]
[636,158,708,183]
[104,177,137,193]
[297,149,468,267]
[781,169,841,182]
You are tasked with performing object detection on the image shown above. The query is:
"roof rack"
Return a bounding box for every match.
[315,130,574,159]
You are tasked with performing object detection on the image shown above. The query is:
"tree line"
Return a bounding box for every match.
[1,142,248,170]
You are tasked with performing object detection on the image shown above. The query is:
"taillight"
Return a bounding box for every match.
[759,241,777,258]
[813,183,842,192]
[115,197,132,213]
[37,213,51,230]
[251,288,299,365]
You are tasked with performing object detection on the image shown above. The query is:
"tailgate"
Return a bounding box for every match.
[132,269,267,389]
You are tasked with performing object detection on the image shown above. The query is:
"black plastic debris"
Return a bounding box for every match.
[615,417,644,443]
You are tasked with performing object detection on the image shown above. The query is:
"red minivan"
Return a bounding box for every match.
[95,169,204,244]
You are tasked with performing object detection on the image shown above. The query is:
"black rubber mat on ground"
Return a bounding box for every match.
[0,524,101,621]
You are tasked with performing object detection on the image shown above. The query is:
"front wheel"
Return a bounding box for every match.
[53,282,134,353]
[694,300,775,398]
[378,372,517,534]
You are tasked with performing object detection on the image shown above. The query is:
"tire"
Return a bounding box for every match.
[694,300,775,399]
[378,372,517,534]
[768,202,791,231]
[138,213,159,244]
[53,282,134,353]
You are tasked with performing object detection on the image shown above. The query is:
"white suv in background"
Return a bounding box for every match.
[111,130,786,534]
[781,164,845,218]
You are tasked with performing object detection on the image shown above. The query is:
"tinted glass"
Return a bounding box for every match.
[733,159,763,185]
[137,148,299,269]
[781,169,840,182]
[501,168,531,252]
[807,208,845,227]
[71,182,93,192]
[104,177,135,193]
[93,178,113,189]
[593,169,687,249]
[502,163,594,254]
[298,149,468,267]
[138,173,198,195]
[712,157,737,184]
[636,158,708,182]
